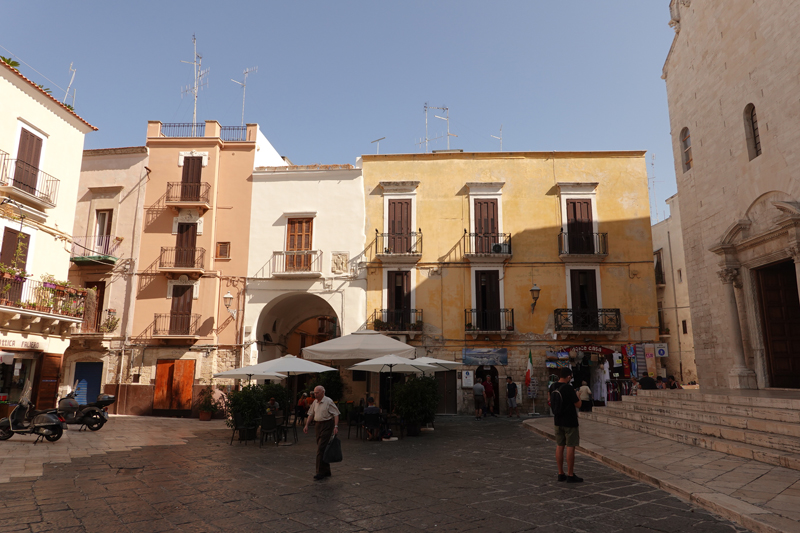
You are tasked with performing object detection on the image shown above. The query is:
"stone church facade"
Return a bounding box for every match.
[663,0,800,389]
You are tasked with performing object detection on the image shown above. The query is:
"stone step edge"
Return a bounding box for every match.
[616,397,800,425]
[600,403,800,444]
[582,411,800,471]
[523,419,799,533]
[633,391,800,411]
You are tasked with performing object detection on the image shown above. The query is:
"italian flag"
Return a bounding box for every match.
[525,350,533,387]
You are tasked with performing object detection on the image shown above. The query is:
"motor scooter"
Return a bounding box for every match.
[57,381,115,431]
[0,381,65,443]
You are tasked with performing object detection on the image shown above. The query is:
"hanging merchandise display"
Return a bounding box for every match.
[635,344,647,377]
[644,344,657,377]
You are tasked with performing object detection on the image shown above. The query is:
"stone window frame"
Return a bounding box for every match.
[680,127,693,172]
[167,275,199,300]
[743,103,762,161]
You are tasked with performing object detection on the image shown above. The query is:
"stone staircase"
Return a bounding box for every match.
[581,389,800,472]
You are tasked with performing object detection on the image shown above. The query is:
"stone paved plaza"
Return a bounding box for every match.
[0,416,748,532]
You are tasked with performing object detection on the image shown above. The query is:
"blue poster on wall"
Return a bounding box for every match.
[462,348,508,366]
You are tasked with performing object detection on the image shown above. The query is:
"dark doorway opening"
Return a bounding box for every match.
[475,365,499,415]
[74,361,103,405]
[756,260,800,388]
[435,370,457,414]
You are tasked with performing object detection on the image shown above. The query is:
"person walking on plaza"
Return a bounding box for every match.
[577,381,593,412]
[473,377,485,420]
[549,367,583,483]
[303,385,340,481]
[483,376,497,417]
[506,376,520,418]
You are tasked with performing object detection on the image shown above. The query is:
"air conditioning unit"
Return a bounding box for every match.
[491,243,511,254]
[390,334,408,343]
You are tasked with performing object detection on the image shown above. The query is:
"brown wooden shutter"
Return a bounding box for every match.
[0,227,19,267]
[180,157,203,201]
[170,284,193,335]
[175,223,197,267]
[286,218,313,270]
[14,129,42,194]
[85,281,106,331]
[566,199,593,254]
[474,199,498,253]
[216,242,231,258]
[388,199,411,252]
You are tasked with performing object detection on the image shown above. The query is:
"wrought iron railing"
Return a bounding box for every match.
[0,156,60,207]
[71,235,121,260]
[655,267,666,285]
[153,313,201,336]
[165,182,211,204]
[464,231,512,255]
[272,250,322,274]
[220,126,250,141]
[376,230,422,255]
[0,276,86,319]
[464,309,514,332]
[369,309,423,332]
[159,123,206,137]
[159,247,206,270]
[554,308,622,332]
[558,231,608,255]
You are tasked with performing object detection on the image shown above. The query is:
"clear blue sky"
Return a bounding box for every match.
[2,1,676,222]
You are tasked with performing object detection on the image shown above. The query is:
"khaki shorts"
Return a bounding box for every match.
[554,426,580,447]
[474,396,484,410]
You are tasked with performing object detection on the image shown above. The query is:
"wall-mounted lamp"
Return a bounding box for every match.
[223,291,237,319]
[530,284,541,313]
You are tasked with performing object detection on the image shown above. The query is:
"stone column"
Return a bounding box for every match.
[717,268,757,389]
[789,246,800,305]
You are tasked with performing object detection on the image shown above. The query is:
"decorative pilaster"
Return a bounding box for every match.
[789,246,800,305]
[717,268,757,389]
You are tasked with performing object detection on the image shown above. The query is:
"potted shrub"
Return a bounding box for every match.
[373,319,388,331]
[222,384,266,440]
[197,385,222,421]
[394,376,439,437]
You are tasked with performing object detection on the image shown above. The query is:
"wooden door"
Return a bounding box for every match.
[0,228,29,302]
[175,223,197,267]
[566,199,593,254]
[570,269,599,329]
[286,218,313,271]
[169,284,193,335]
[387,271,411,329]
[154,359,196,411]
[435,370,457,414]
[85,281,105,331]
[34,354,61,409]
[474,199,498,253]
[475,270,501,330]
[14,129,42,195]
[387,199,411,253]
[757,261,800,388]
[180,156,202,201]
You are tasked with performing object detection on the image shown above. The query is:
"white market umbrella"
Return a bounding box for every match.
[349,355,436,412]
[413,356,464,373]
[302,330,415,361]
[213,367,286,381]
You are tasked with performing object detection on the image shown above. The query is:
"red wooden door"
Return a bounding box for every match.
[475,270,501,330]
[758,261,800,388]
[14,129,42,194]
[566,199,593,254]
[474,199,498,253]
[286,218,313,270]
[154,359,195,410]
[387,199,411,253]
[175,223,197,267]
[180,156,202,201]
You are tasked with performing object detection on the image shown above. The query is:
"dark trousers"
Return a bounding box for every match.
[315,418,335,476]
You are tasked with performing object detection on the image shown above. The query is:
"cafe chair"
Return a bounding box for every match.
[230,412,258,446]
[362,412,382,441]
[260,413,280,447]
[347,409,363,439]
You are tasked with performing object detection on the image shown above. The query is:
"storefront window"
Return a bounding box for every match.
[0,357,36,404]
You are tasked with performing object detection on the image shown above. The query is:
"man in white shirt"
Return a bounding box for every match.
[303,385,340,480]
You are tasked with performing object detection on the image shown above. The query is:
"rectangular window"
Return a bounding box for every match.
[352,370,367,382]
[682,320,688,335]
[216,242,231,259]
[677,269,683,283]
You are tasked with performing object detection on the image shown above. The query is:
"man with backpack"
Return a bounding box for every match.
[549,367,583,483]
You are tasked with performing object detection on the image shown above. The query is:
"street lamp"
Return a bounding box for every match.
[223,291,236,319]
[530,284,541,313]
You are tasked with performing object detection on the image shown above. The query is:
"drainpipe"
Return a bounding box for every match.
[666,231,684,382]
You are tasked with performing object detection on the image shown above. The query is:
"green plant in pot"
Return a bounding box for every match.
[307,370,344,402]
[393,375,439,437]
[197,385,222,421]
[222,384,266,440]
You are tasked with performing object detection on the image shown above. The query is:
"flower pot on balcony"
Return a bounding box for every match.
[506,325,514,331]
[43,282,56,289]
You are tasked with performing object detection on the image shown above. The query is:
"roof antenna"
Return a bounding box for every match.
[430,105,457,150]
[371,137,385,154]
[181,34,210,136]
[63,63,76,105]
[415,103,444,153]
[231,66,257,127]
[491,125,503,151]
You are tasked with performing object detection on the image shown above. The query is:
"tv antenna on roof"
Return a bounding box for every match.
[181,34,210,135]
[430,105,457,150]
[371,137,385,154]
[491,125,503,151]
[231,66,257,127]
[415,103,445,153]
[63,63,76,107]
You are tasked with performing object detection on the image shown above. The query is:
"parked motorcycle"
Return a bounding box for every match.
[58,382,116,431]
[0,381,65,443]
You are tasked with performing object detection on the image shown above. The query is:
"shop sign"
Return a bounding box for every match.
[462,348,508,366]
[567,345,614,355]
[0,332,49,352]
[655,343,668,358]
[461,370,475,388]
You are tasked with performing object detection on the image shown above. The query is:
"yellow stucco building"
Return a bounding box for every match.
[361,150,658,414]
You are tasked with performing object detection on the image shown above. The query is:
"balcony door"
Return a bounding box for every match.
[387,199,411,253]
[175,223,197,267]
[286,218,313,271]
[14,129,42,195]
[169,284,193,335]
[95,210,113,254]
[475,270,501,330]
[180,156,202,201]
[474,199,498,253]
[570,269,599,329]
[0,227,29,303]
[566,199,594,254]
[387,271,411,329]
[85,281,106,332]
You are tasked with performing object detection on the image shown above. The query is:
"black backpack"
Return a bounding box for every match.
[550,384,567,416]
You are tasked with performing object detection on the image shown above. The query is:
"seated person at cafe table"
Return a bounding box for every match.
[363,396,381,440]
[266,397,281,413]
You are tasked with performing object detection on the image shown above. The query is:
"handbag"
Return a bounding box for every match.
[323,434,343,463]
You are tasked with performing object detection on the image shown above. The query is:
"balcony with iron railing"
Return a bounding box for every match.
[655,266,666,287]
[159,123,206,138]
[375,230,422,262]
[0,150,60,210]
[464,231,512,260]
[272,250,323,278]
[554,308,622,333]
[153,313,201,338]
[0,276,86,324]
[220,126,250,141]
[464,308,515,338]
[558,231,608,261]
[158,247,206,274]
[165,182,211,212]
[70,235,121,266]
[368,309,424,338]
[154,123,254,141]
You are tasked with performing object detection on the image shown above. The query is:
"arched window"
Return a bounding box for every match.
[680,127,692,172]
[744,103,762,160]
